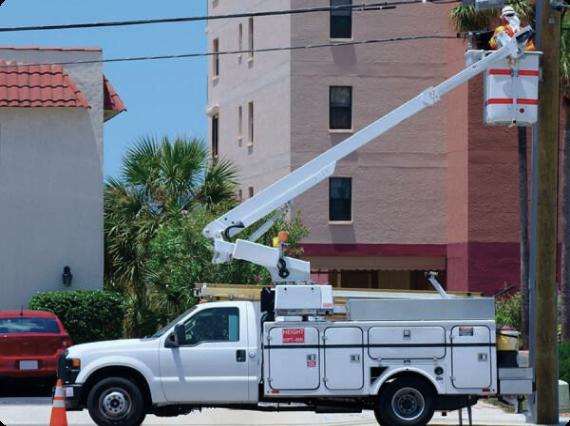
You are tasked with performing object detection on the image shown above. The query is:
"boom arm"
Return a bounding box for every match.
[203,27,533,284]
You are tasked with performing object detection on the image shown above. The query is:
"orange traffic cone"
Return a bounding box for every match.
[49,379,68,426]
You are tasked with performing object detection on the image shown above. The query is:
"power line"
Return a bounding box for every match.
[0,1,458,33]
[0,34,460,68]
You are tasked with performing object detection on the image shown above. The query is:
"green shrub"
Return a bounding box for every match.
[496,293,522,329]
[29,290,126,344]
[560,341,570,384]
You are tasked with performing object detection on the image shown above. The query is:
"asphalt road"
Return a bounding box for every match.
[1,397,570,426]
[0,384,568,426]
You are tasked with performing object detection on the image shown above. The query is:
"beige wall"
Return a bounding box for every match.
[0,48,105,308]
[207,0,292,196]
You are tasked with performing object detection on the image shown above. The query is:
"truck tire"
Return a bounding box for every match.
[374,377,435,426]
[87,377,146,426]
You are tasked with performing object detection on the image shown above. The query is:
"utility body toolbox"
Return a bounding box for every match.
[263,296,530,400]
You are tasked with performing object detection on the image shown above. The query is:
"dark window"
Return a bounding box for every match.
[248,102,254,144]
[0,318,60,334]
[183,308,239,345]
[248,186,254,198]
[329,177,352,221]
[330,86,352,130]
[330,0,352,39]
[213,38,220,77]
[248,18,254,58]
[212,114,219,158]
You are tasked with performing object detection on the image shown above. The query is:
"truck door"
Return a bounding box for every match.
[451,325,492,389]
[159,305,251,403]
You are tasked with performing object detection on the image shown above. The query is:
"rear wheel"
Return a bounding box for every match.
[374,377,435,426]
[87,377,146,426]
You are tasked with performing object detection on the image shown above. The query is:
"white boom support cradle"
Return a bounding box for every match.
[203,28,535,284]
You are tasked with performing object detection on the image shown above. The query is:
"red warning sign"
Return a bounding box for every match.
[282,328,305,344]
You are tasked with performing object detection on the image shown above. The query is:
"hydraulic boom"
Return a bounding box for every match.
[203,27,534,284]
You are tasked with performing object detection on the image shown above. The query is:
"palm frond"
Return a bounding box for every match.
[193,157,239,209]
[449,0,532,33]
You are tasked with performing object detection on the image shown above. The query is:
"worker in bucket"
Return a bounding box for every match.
[489,5,536,51]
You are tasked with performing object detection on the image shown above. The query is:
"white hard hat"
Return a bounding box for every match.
[501,5,516,18]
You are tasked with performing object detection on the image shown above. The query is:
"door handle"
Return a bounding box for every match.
[236,349,246,363]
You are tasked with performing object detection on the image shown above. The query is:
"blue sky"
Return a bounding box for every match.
[0,1,207,178]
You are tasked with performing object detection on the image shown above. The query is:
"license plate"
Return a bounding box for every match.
[19,360,38,370]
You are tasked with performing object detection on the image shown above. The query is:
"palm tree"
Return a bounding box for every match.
[450,0,533,32]
[104,135,238,336]
[450,0,534,345]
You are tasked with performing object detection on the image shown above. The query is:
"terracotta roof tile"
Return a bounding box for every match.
[103,76,126,121]
[0,60,90,108]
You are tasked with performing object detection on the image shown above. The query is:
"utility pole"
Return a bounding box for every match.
[533,0,561,421]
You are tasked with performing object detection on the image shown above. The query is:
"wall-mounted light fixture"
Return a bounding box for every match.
[62,266,73,287]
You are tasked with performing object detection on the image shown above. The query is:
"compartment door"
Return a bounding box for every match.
[368,326,446,360]
[324,327,364,390]
[267,326,320,390]
[451,326,492,389]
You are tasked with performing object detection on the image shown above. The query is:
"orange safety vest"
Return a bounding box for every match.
[489,24,536,51]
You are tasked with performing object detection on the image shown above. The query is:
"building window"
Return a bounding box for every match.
[212,114,219,158]
[213,38,220,78]
[330,86,352,130]
[238,189,243,201]
[248,18,254,59]
[329,177,352,221]
[248,186,255,198]
[248,102,254,145]
[330,0,353,39]
[238,105,243,142]
[238,23,243,53]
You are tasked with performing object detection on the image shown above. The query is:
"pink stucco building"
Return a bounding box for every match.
[206,0,527,294]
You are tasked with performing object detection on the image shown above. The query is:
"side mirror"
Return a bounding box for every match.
[172,324,186,347]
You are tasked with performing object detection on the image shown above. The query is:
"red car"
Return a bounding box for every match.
[0,310,72,379]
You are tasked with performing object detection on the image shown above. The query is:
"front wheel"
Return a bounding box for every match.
[87,377,146,426]
[374,377,435,426]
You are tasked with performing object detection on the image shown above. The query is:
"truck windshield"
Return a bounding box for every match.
[150,307,197,338]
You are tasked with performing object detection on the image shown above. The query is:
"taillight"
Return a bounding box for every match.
[61,338,72,348]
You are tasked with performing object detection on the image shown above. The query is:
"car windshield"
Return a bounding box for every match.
[150,307,197,338]
[0,318,60,334]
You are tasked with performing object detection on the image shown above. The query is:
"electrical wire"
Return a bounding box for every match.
[0,34,460,68]
[0,1,459,33]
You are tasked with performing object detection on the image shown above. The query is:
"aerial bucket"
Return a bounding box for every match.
[465,50,541,127]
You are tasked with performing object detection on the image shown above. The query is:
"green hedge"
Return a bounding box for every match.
[496,293,522,329]
[29,290,125,344]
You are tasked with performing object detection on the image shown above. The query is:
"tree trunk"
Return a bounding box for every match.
[561,102,570,341]
[518,127,530,348]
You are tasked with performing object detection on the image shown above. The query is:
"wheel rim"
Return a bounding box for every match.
[390,386,425,422]
[99,387,133,421]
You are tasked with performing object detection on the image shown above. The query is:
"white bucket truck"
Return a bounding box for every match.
[58,28,536,426]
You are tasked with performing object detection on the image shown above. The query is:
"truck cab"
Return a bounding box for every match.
[59,301,261,425]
